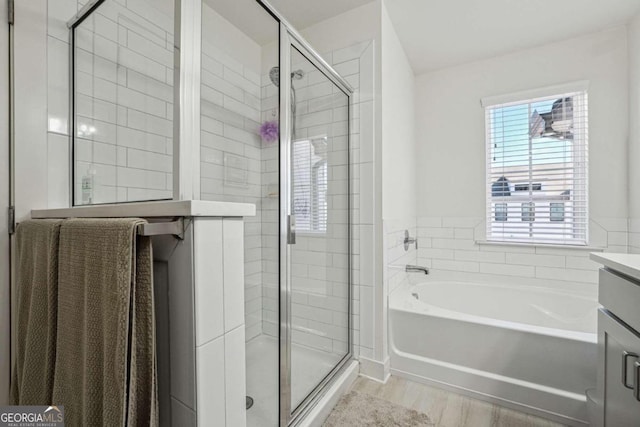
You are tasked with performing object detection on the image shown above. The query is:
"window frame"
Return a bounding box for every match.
[483,83,589,246]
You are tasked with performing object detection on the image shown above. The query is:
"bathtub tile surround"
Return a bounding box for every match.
[385,219,418,295]
[630,219,640,254]
[414,216,630,295]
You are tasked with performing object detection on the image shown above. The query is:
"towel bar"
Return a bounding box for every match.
[136,218,185,240]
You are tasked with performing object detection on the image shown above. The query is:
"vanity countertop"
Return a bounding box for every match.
[590,252,640,282]
[31,200,256,219]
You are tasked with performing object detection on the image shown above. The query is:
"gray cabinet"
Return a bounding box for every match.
[598,309,640,426]
[597,268,640,426]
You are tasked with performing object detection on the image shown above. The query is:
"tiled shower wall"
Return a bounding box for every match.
[49,0,376,358]
[49,0,175,205]
[199,4,267,342]
[261,40,375,357]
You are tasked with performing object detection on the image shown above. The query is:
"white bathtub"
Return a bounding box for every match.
[389,281,598,426]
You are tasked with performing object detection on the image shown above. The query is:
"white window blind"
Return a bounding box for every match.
[485,90,588,245]
[292,138,328,233]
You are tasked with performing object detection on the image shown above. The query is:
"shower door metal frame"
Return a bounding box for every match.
[272,12,354,426]
[67,0,198,205]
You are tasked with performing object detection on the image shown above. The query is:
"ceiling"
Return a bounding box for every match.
[267,0,374,30]
[205,0,375,45]
[384,0,640,74]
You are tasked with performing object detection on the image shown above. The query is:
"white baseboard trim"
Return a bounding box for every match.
[359,356,390,383]
[298,360,359,427]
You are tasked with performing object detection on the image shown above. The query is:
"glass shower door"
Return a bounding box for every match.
[280,34,351,423]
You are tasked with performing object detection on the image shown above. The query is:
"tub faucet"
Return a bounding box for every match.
[406,265,429,275]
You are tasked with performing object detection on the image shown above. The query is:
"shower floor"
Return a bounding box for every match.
[246,334,344,427]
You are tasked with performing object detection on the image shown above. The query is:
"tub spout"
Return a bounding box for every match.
[406,265,429,275]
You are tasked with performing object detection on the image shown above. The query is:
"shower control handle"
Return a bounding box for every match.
[288,215,296,245]
[404,230,417,251]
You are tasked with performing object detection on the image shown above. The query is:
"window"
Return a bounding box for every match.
[521,202,535,222]
[550,203,565,222]
[292,137,328,233]
[514,183,542,192]
[484,86,588,245]
[495,203,508,222]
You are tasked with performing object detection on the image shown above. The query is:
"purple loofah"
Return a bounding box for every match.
[259,120,279,143]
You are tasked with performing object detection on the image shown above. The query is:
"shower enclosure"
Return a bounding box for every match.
[68,0,352,425]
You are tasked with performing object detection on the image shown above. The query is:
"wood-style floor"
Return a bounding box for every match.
[349,376,566,427]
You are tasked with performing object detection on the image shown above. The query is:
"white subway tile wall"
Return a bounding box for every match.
[70,0,175,204]
[260,40,375,360]
[385,219,418,296]
[199,4,272,343]
[288,49,350,357]
[631,219,640,254]
[352,41,375,360]
[415,216,629,295]
[49,0,377,360]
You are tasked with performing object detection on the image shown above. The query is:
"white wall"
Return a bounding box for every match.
[379,0,417,374]
[414,27,630,293]
[416,27,629,221]
[381,2,416,222]
[629,13,640,253]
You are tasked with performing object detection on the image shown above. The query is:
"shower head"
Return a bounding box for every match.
[268,66,304,87]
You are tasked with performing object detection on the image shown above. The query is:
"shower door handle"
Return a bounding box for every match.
[635,361,640,401]
[288,215,296,245]
[623,351,639,389]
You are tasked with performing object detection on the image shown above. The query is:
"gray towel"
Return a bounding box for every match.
[52,218,158,427]
[11,219,63,405]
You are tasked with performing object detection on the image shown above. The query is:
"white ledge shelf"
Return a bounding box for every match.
[31,200,256,219]
[476,240,605,251]
[590,253,640,282]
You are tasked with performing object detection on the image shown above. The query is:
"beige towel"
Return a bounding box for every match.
[11,219,63,405]
[52,218,158,427]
